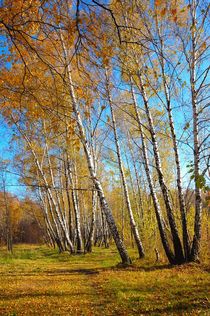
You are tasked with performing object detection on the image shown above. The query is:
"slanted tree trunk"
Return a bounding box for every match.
[60,39,131,264]
[106,71,144,258]
[69,81,131,263]
[68,166,83,253]
[45,191,65,252]
[136,74,185,264]
[127,136,144,221]
[38,186,60,251]
[166,101,191,260]
[131,81,175,264]
[124,146,142,221]
[12,121,75,253]
[157,35,191,260]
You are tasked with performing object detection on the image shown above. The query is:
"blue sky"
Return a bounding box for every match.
[0,34,26,197]
[0,115,26,197]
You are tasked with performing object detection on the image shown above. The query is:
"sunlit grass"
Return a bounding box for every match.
[0,244,209,315]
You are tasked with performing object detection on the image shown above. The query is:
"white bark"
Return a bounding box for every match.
[131,81,175,263]
[190,0,203,261]
[59,38,131,264]
[106,71,144,258]
[157,32,191,260]
[136,74,184,263]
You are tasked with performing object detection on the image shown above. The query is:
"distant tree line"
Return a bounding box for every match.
[0,193,43,250]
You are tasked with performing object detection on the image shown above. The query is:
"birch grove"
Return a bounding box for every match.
[0,0,209,264]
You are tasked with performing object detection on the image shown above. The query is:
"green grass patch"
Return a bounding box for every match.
[0,244,209,315]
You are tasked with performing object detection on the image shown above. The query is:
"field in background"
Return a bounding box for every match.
[0,245,209,315]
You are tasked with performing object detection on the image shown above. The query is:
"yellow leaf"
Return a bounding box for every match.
[84,111,90,118]
[201,42,207,50]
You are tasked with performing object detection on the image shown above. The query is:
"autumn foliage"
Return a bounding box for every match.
[0,0,209,264]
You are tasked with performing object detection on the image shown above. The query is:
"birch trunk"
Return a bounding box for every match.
[44,130,68,233]
[85,107,98,252]
[69,83,131,263]
[127,137,144,220]
[45,191,65,251]
[68,162,83,253]
[13,122,75,253]
[38,188,56,243]
[60,42,131,264]
[166,101,191,260]
[157,36,191,260]
[63,157,73,241]
[85,187,97,253]
[190,0,202,261]
[106,72,145,258]
[39,187,64,252]
[131,82,175,264]
[136,74,185,264]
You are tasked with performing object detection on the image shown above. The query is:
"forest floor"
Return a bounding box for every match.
[0,245,209,316]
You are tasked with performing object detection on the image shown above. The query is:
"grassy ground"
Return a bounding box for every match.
[0,245,209,315]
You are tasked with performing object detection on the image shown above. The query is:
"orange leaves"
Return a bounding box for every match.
[170,7,177,22]
[52,3,57,13]
[154,0,189,27]
[160,8,167,17]
[156,6,177,22]
[1,0,40,31]
[155,0,162,6]
[66,21,77,45]
[169,1,189,26]
[171,8,177,16]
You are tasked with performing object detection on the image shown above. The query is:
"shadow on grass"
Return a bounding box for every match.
[143,299,209,315]
[0,267,101,277]
[0,291,94,301]
[46,268,100,275]
[0,263,180,277]
[141,264,171,272]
